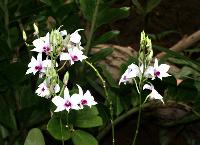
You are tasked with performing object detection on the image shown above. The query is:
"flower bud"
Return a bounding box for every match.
[22,30,27,41]
[139,31,153,65]
[50,29,63,54]
[63,71,69,85]
[33,23,39,36]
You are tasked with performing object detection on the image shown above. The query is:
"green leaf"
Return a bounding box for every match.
[90,47,113,62]
[47,118,71,141]
[24,128,45,145]
[159,129,171,145]
[72,130,98,145]
[40,0,64,12]
[74,106,103,128]
[95,7,130,29]
[0,106,17,130]
[93,30,120,45]
[146,0,162,14]
[175,79,198,102]
[40,0,51,5]
[99,64,118,88]
[109,89,123,116]
[86,76,105,98]
[132,0,144,14]
[79,0,96,21]
[162,76,177,100]
[153,45,200,72]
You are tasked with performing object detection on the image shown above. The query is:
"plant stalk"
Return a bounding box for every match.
[85,60,115,145]
[85,0,100,56]
[132,92,142,145]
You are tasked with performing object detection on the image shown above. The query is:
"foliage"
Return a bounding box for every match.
[0,0,200,145]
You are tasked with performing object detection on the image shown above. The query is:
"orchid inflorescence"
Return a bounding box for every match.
[25,26,97,112]
[119,31,171,103]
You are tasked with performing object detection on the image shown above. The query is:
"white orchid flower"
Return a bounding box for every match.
[60,47,87,65]
[70,29,84,44]
[32,33,51,55]
[26,53,51,75]
[52,87,80,112]
[36,81,50,98]
[119,64,140,85]
[149,58,170,80]
[119,63,152,85]
[143,83,164,103]
[76,85,97,109]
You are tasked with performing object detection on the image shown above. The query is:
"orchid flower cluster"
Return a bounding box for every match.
[119,31,170,103]
[25,26,97,112]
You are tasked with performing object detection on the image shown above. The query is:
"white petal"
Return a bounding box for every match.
[150,89,164,103]
[43,59,52,67]
[78,54,87,61]
[52,96,65,112]
[60,52,71,61]
[32,39,44,50]
[144,66,153,78]
[70,29,84,43]
[76,84,84,96]
[84,91,97,107]
[71,94,82,105]
[54,84,60,93]
[26,68,33,74]
[37,53,43,61]
[70,94,81,110]
[31,47,42,53]
[64,87,70,100]
[143,84,153,90]
[158,64,170,73]
[154,58,159,68]
[28,56,37,67]
[60,30,67,36]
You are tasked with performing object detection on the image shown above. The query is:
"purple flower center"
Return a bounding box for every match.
[72,55,78,61]
[64,101,71,108]
[81,99,87,105]
[41,87,45,92]
[43,46,50,54]
[35,65,42,72]
[154,70,160,77]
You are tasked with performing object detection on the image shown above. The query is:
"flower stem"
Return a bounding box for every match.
[132,77,144,145]
[85,60,115,145]
[57,61,67,72]
[132,92,142,145]
[85,0,100,56]
[97,103,151,141]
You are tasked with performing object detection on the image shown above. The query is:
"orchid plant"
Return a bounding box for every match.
[24,25,171,145]
[119,31,171,145]
[24,26,102,145]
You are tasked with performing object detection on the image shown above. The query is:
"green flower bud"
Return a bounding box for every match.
[22,30,27,41]
[50,29,63,54]
[139,31,153,65]
[33,23,39,36]
[63,71,69,85]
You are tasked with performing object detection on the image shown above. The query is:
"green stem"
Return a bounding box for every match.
[97,103,151,141]
[132,74,144,145]
[85,0,100,56]
[57,61,67,72]
[59,84,65,96]
[132,92,142,145]
[85,60,115,145]
[4,0,12,49]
